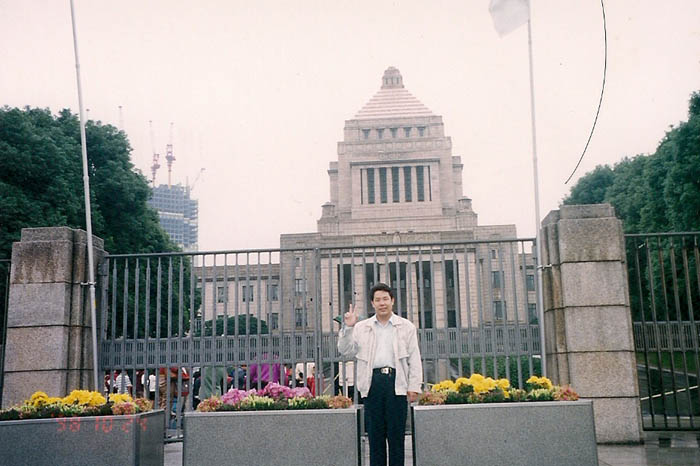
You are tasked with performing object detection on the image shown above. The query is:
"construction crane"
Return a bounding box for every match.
[165,122,176,187]
[149,120,160,186]
[187,168,205,195]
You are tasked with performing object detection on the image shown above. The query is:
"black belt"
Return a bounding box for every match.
[373,367,395,375]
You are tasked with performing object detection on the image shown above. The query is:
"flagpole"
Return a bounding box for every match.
[526,10,547,377]
[70,0,100,392]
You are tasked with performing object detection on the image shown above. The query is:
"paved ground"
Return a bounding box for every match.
[165,432,700,466]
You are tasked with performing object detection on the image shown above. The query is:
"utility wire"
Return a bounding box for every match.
[564,0,607,184]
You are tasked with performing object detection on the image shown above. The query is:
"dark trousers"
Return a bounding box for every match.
[364,371,407,466]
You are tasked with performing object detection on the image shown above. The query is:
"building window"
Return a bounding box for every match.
[491,249,497,259]
[377,128,384,139]
[379,167,388,203]
[362,129,370,140]
[217,286,227,303]
[493,301,505,320]
[404,166,412,202]
[391,167,399,202]
[295,308,305,328]
[295,278,307,295]
[267,284,279,301]
[403,127,411,137]
[242,285,254,302]
[528,303,538,324]
[526,274,535,291]
[416,166,425,202]
[390,127,398,138]
[491,271,502,289]
[367,168,375,204]
[447,309,457,328]
[427,165,432,201]
[417,126,426,137]
[271,312,279,330]
[295,256,302,268]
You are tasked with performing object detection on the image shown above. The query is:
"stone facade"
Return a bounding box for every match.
[540,204,643,443]
[2,227,105,408]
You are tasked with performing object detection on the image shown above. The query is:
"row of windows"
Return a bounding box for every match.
[216,284,279,303]
[362,165,431,204]
[361,126,427,141]
[491,272,535,291]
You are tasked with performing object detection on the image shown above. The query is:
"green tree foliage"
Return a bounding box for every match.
[563,92,700,322]
[0,106,175,258]
[563,91,700,233]
[0,107,200,336]
[196,314,269,337]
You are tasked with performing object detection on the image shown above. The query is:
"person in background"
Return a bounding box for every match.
[113,370,133,395]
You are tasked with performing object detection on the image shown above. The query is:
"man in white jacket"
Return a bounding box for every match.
[338,283,422,466]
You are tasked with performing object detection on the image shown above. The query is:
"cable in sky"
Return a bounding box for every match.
[564,0,607,184]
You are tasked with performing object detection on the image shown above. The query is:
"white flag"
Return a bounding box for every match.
[489,0,529,37]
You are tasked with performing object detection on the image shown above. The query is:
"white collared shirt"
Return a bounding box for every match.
[372,314,395,369]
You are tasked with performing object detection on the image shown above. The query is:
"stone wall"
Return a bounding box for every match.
[540,204,642,443]
[1,227,105,408]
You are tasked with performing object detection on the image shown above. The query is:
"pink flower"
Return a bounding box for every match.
[221,388,257,406]
[261,383,291,400]
[289,387,312,399]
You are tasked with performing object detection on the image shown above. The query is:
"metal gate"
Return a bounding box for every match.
[98,238,543,437]
[627,232,700,430]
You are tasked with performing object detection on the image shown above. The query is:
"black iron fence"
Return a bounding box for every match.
[627,232,700,430]
[99,238,542,437]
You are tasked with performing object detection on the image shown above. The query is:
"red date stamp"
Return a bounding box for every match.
[55,416,147,433]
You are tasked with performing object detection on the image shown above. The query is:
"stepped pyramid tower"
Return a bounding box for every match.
[314,66,490,239]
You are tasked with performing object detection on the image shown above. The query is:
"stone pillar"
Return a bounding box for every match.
[541,204,642,443]
[1,227,106,409]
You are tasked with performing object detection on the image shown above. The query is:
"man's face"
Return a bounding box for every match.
[371,290,394,319]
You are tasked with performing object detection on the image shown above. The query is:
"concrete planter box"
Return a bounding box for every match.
[412,401,598,466]
[0,409,164,466]
[184,408,360,466]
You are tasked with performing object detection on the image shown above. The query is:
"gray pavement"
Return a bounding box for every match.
[164,432,700,466]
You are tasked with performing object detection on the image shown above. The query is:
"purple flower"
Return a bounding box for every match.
[261,382,291,400]
[221,388,257,405]
[290,387,312,399]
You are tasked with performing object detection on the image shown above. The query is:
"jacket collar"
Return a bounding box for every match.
[369,313,400,327]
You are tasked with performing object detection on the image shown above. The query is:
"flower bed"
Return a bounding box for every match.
[0,390,164,466]
[412,375,598,466]
[184,383,360,466]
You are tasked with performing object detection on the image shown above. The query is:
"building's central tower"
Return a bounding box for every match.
[318,66,477,236]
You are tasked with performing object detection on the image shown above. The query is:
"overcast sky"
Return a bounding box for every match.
[2,1,699,251]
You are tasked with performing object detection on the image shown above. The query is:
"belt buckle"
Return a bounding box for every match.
[380,367,391,375]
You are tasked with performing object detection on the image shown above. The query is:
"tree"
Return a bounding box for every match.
[0,107,199,336]
[563,165,614,206]
[0,106,175,258]
[196,314,269,337]
[562,90,700,234]
[563,91,700,322]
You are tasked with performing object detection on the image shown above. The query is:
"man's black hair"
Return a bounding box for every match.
[370,282,394,301]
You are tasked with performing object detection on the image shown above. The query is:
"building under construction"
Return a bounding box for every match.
[146,122,199,252]
[148,184,198,252]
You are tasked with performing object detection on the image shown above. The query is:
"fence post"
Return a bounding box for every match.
[1,227,106,409]
[540,204,643,443]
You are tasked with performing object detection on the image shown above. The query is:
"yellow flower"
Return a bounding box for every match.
[455,377,470,390]
[496,378,510,391]
[431,380,457,392]
[527,376,553,390]
[63,390,106,407]
[109,393,132,404]
[29,391,49,408]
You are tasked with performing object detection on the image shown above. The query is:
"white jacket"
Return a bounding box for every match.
[337,313,423,398]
